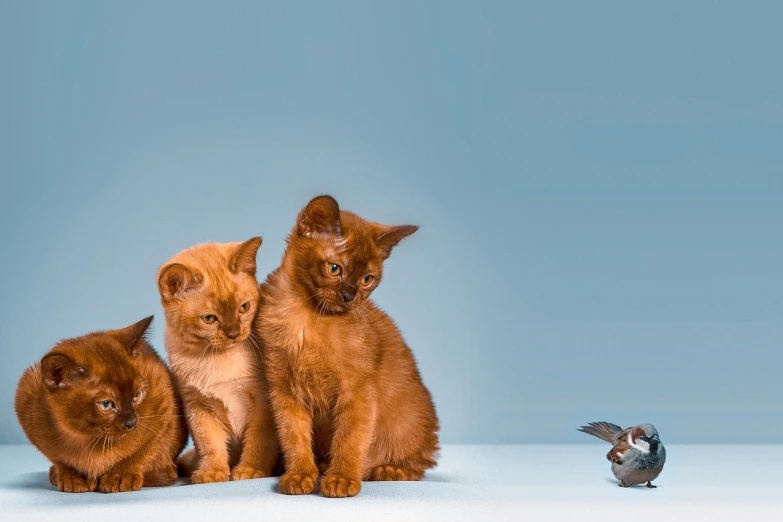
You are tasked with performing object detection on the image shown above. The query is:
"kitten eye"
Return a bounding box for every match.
[202,315,217,324]
[361,275,375,286]
[239,302,250,313]
[97,400,114,412]
[328,263,342,276]
[133,390,143,403]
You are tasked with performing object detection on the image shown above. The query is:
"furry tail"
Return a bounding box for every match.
[577,421,623,444]
[176,448,198,477]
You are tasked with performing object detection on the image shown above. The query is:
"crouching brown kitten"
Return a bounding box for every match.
[158,237,280,484]
[15,316,187,493]
[257,195,440,498]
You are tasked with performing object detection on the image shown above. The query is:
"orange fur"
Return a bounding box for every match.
[15,317,187,493]
[256,196,440,498]
[158,238,280,483]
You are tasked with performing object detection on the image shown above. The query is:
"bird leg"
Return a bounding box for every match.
[646,481,657,488]
[618,481,629,488]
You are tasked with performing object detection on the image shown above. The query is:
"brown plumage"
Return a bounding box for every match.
[607,441,632,463]
[256,195,440,498]
[14,316,187,493]
[158,238,280,484]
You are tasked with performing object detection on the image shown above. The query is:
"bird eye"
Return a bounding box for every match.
[328,263,342,276]
[239,302,250,313]
[97,400,114,412]
[361,275,374,286]
[202,314,217,324]
[133,391,143,403]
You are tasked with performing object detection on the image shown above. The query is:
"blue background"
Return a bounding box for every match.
[1,1,781,444]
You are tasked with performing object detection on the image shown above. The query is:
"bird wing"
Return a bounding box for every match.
[612,427,632,445]
[577,421,625,444]
[606,440,632,464]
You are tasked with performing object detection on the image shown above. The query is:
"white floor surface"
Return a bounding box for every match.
[0,444,780,521]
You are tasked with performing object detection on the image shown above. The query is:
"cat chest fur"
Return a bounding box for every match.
[284,326,341,410]
[177,348,257,438]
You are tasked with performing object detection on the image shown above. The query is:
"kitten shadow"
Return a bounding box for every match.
[2,471,52,491]
[267,472,457,494]
[421,471,458,483]
[0,472,279,508]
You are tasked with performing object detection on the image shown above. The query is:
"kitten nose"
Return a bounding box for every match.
[225,325,241,339]
[341,292,355,302]
[122,413,137,431]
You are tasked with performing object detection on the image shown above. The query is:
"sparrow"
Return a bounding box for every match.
[578,421,666,488]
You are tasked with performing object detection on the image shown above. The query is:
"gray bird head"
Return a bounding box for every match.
[638,423,660,441]
[632,424,662,453]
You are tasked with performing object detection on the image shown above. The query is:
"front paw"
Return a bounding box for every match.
[98,471,144,493]
[279,471,317,495]
[50,466,96,493]
[191,466,229,484]
[321,473,361,498]
[231,463,271,481]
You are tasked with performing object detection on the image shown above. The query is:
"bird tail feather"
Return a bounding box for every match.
[577,421,624,444]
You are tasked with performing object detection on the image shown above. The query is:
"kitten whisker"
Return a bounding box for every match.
[246,332,263,357]
[316,299,328,318]
[81,432,104,459]
[244,338,261,358]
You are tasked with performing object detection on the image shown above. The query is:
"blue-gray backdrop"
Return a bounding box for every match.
[1,1,781,444]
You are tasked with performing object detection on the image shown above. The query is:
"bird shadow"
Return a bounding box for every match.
[604,477,662,489]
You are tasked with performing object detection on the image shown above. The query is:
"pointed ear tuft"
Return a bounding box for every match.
[158,263,202,300]
[114,315,154,356]
[376,224,418,258]
[297,195,342,237]
[41,353,86,389]
[229,237,262,276]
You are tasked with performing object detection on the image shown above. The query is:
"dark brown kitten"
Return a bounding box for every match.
[257,195,440,498]
[15,316,187,493]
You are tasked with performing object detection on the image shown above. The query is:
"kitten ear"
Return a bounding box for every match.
[41,353,87,389]
[158,263,202,300]
[229,237,262,276]
[113,315,153,355]
[297,195,342,237]
[376,224,419,258]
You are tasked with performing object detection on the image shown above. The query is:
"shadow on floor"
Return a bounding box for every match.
[605,477,663,490]
[0,471,279,507]
[1,469,461,508]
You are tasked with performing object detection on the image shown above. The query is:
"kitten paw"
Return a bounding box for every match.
[231,464,271,481]
[191,467,230,484]
[369,465,423,481]
[321,473,361,498]
[50,466,97,493]
[98,471,144,493]
[144,465,179,487]
[279,472,317,495]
